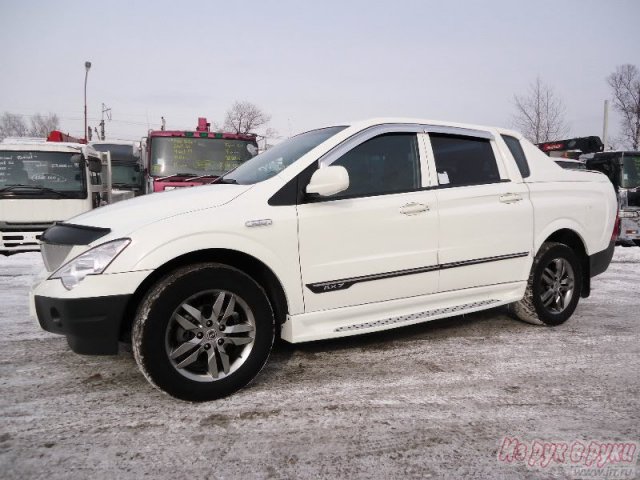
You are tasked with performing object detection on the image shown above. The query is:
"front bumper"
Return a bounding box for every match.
[35,294,131,354]
[1,221,55,255]
[31,270,151,355]
[1,229,47,254]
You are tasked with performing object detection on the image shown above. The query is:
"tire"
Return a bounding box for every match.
[512,242,582,326]
[634,240,640,247]
[132,263,275,402]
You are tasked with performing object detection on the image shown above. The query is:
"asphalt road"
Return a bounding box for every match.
[1,249,638,479]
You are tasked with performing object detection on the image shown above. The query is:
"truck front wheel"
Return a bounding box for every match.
[132,263,275,401]
[512,242,582,326]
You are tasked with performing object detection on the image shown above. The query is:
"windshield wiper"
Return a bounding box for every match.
[0,184,30,192]
[0,184,73,198]
[156,173,198,181]
[213,177,238,184]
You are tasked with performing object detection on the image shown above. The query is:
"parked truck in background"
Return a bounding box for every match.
[1,133,112,256]
[90,140,144,198]
[583,151,640,247]
[537,136,603,168]
[143,117,259,192]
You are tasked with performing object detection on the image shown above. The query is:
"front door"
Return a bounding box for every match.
[297,131,440,312]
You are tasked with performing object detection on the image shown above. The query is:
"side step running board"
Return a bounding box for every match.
[334,299,500,333]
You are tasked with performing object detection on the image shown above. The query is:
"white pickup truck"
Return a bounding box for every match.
[31,118,618,401]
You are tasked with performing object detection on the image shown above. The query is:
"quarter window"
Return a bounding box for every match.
[501,135,530,178]
[430,134,500,187]
[330,133,420,198]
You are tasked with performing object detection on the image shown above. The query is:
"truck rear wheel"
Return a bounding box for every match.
[132,263,275,401]
[512,242,582,326]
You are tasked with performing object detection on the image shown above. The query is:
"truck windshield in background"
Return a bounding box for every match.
[0,151,86,198]
[91,143,137,162]
[111,164,142,188]
[91,143,142,189]
[150,137,258,178]
[622,155,640,189]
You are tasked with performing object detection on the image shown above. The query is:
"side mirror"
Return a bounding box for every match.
[134,164,141,173]
[88,157,102,173]
[306,165,349,197]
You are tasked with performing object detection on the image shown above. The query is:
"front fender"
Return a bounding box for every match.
[108,224,303,315]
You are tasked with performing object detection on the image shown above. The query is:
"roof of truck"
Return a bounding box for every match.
[0,141,100,156]
[90,139,139,146]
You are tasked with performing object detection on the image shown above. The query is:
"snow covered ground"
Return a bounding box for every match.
[0,249,639,479]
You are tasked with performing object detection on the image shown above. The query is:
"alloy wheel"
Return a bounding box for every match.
[164,290,256,382]
[539,257,575,314]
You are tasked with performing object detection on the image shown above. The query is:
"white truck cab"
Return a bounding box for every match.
[31,118,618,401]
[1,139,112,255]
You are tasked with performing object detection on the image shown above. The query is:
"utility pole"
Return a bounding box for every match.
[83,61,91,142]
[602,100,609,151]
[100,103,112,141]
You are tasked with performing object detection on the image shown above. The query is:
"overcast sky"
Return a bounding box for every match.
[1,0,639,144]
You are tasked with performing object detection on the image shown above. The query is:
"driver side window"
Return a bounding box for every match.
[329,133,420,199]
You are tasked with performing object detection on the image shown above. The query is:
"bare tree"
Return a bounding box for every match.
[607,64,640,150]
[29,113,59,137]
[512,78,570,143]
[223,101,271,134]
[0,112,60,141]
[0,112,29,140]
[256,127,280,151]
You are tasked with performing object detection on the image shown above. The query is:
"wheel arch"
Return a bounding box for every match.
[540,228,591,298]
[119,248,290,342]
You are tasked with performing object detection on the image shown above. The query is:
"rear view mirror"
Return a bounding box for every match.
[88,157,102,173]
[306,166,349,197]
[134,164,141,173]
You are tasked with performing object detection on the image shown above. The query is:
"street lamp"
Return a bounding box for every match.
[84,61,92,142]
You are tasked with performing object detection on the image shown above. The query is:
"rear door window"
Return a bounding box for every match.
[430,134,501,187]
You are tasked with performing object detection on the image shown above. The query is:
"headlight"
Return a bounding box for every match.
[50,238,131,290]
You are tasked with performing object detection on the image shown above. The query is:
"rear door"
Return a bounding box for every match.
[426,131,533,292]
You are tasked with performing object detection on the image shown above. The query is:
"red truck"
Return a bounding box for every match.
[143,117,259,192]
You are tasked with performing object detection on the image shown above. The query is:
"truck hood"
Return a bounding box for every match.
[68,184,252,234]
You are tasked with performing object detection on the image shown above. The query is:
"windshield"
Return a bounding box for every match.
[220,126,347,185]
[0,150,86,197]
[150,137,258,177]
[621,155,640,189]
[91,143,138,163]
[112,164,142,187]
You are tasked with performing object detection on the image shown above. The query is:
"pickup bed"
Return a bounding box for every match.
[31,118,618,401]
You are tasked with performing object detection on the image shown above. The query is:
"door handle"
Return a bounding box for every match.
[499,193,523,204]
[399,202,429,215]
